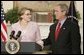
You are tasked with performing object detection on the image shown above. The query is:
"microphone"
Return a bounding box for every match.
[15,31,21,40]
[10,31,15,39]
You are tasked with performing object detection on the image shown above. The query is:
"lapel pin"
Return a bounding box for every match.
[63,28,66,30]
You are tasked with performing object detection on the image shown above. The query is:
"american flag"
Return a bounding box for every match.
[1,2,8,42]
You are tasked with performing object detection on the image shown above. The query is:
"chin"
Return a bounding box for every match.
[56,19,59,20]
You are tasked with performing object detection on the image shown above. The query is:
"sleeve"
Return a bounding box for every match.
[35,24,44,49]
[71,23,81,54]
[43,26,51,46]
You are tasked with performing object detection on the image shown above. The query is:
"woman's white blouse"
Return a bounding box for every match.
[11,21,44,48]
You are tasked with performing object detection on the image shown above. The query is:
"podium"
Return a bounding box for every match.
[1,42,42,54]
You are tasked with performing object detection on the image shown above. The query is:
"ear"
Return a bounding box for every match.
[63,11,66,16]
[21,15,24,18]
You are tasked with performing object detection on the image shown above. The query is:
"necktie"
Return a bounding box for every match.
[55,22,61,41]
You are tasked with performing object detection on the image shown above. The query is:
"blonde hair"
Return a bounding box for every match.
[57,4,68,15]
[18,7,33,20]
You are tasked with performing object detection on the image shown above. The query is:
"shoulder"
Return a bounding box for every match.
[50,23,55,27]
[49,23,56,30]
[66,17,79,28]
[30,21,37,24]
[29,21,38,26]
[29,21,39,28]
[11,22,19,28]
[67,16,78,25]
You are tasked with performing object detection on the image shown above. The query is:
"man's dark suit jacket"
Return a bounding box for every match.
[44,17,81,54]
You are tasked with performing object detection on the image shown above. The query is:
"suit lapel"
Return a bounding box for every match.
[51,22,58,42]
[56,18,69,41]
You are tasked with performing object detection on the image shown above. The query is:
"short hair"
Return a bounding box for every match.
[57,4,68,15]
[18,7,32,16]
[18,7,33,20]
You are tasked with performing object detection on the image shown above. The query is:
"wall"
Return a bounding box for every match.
[76,1,83,22]
[75,1,83,54]
[2,1,13,13]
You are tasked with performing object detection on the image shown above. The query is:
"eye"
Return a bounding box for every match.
[24,13,31,16]
[27,14,31,15]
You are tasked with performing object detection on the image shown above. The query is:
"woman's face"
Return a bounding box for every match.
[21,10,31,22]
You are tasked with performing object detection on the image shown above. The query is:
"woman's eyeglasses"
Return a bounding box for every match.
[24,13,32,16]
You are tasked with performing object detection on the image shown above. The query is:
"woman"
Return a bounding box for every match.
[11,7,44,49]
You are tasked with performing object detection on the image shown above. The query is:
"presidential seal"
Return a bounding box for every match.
[5,39,20,54]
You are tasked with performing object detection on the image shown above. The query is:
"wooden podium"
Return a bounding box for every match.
[1,42,42,54]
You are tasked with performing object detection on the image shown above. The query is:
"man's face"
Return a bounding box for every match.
[54,6,65,20]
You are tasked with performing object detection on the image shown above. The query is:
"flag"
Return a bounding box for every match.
[68,1,77,18]
[1,2,8,42]
[67,1,78,24]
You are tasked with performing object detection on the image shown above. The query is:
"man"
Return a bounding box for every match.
[43,4,81,54]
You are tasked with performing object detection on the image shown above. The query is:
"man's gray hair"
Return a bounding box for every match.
[57,4,68,15]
